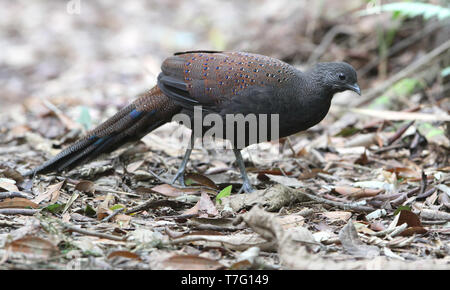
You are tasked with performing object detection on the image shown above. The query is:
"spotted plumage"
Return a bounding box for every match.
[26,51,361,193]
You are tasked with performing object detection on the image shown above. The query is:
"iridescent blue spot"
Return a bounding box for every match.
[216,66,220,70]
[130,109,142,119]
[186,62,191,66]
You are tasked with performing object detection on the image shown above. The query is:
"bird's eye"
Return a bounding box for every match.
[338,73,346,80]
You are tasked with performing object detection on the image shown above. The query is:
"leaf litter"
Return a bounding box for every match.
[0,0,449,270]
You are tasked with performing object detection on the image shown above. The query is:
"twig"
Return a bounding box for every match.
[0,209,39,215]
[101,207,125,223]
[126,199,188,215]
[0,192,33,200]
[386,120,415,146]
[61,222,126,241]
[300,189,375,213]
[354,38,450,107]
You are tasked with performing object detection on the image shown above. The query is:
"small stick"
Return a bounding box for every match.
[386,120,415,146]
[0,209,38,215]
[300,189,375,213]
[62,222,126,241]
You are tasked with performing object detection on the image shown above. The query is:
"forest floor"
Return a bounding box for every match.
[0,0,449,269]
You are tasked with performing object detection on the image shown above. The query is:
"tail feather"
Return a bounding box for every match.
[25,87,179,176]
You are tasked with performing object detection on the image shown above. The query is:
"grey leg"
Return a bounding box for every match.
[171,132,195,186]
[233,149,254,193]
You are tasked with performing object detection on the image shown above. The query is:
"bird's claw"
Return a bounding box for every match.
[171,170,186,187]
[238,181,254,194]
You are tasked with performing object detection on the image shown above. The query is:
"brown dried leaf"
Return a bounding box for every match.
[183,192,218,217]
[334,186,383,198]
[185,173,218,189]
[321,211,352,222]
[32,180,65,204]
[0,197,39,209]
[126,160,145,173]
[162,255,224,270]
[97,193,114,220]
[339,220,380,258]
[149,184,201,197]
[107,251,142,261]
[75,180,95,193]
[386,167,421,179]
[397,210,427,236]
[6,235,59,260]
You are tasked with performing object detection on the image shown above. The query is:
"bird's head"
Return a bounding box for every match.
[308,62,361,95]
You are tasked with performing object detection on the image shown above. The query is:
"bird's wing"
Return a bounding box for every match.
[157,51,293,113]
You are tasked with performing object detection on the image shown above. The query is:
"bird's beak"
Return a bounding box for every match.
[346,83,361,95]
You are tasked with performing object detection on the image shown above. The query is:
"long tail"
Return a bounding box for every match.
[25,87,180,176]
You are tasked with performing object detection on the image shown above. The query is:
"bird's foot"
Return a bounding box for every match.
[171,169,186,187]
[237,181,254,194]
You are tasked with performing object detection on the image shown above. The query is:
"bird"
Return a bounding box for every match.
[25,51,361,193]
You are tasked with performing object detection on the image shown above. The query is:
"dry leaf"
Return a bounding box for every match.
[184,192,218,217]
[0,179,19,192]
[339,220,380,258]
[6,236,59,260]
[321,211,352,222]
[162,255,224,270]
[150,184,201,197]
[107,251,142,261]
[0,197,39,209]
[32,180,65,204]
[397,210,427,236]
[185,173,218,189]
[334,186,383,198]
[75,180,95,193]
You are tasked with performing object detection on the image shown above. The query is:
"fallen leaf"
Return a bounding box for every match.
[0,197,39,209]
[184,192,218,217]
[397,210,427,236]
[0,179,19,192]
[339,220,380,258]
[321,211,352,222]
[184,173,218,189]
[277,214,305,229]
[32,180,65,204]
[126,160,145,173]
[334,186,383,198]
[75,180,95,193]
[6,236,59,260]
[149,184,201,197]
[162,255,224,270]
[107,251,142,261]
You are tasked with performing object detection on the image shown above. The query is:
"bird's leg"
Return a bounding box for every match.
[171,132,195,186]
[233,148,254,193]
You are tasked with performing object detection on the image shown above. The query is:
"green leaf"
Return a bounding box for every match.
[335,126,360,137]
[392,78,422,97]
[441,66,450,77]
[394,205,411,216]
[77,106,92,130]
[84,205,96,217]
[110,204,125,211]
[43,203,65,214]
[216,185,232,204]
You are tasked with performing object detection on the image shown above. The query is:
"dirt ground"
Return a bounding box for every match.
[0,0,449,270]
